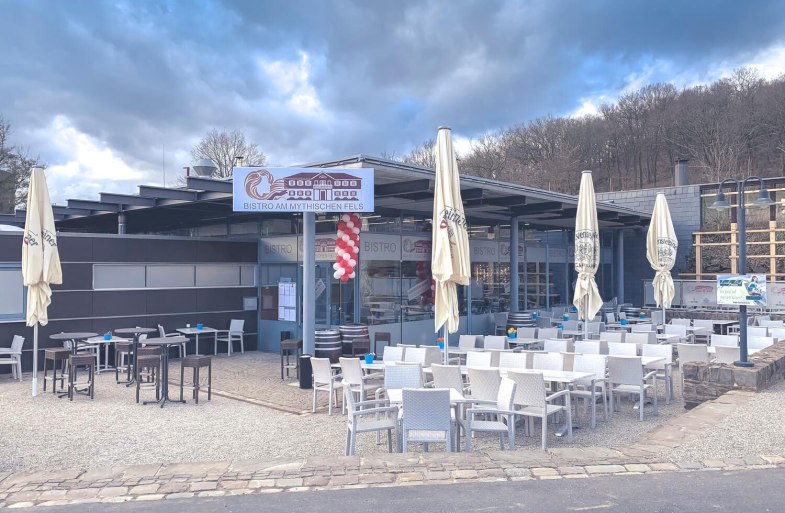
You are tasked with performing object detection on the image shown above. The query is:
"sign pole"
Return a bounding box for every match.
[303,212,316,356]
[737,182,752,367]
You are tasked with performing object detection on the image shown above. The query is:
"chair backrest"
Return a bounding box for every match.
[483,335,508,350]
[575,340,601,354]
[430,364,463,392]
[608,342,637,356]
[769,328,785,341]
[543,338,568,353]
[375,332,391,345]
[423,346,442,366]
[573,354,607,379]
[748,336,775,350]
[562,320,581,331]
[715,346,740,364]
[311,357,334,384]
[747,327,768,337]
[402,388,451,432]
[229,319,245,332]
[467,366,501,401]
[383,345,405,362]
[631,323,654,332]
[494,312,509,327]
[466,351,492,367]
[693,319,714,330]
[385,363,424,390]
[755,315,771,325]
[568,311,579,321]
[670,318,691,327]
[496,377,517,411]
[606,312,617,324]
[459,335,478,350]
[10,335,24,352]
[650,310,664,325]
[608,356,643,386]
[339,357,364,386]
[677,343,709,365]
[664,324,687,336]
[506,370,546,408]
[517,327,537,339]
[711,334,739,347]
[404,347,427,364]
[759,320,784,328]
[587,322,604,335]
[600,331,624,343]
[158,325,166,337]
[538,328,559,339]
[642,343,673,367]
[532,352,564,371]
[498,352,528,369]
[551,306,566,319]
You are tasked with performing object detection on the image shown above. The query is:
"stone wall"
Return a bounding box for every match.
[682,341,785,407]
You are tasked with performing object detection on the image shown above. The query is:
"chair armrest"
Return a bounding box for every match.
[466,408,517,417]
[352,406,398,419]
[546,389,571,402]
[643,370,658,381]
[464,398,496,406]
[214,330,229,336]
[0,349,21,355]
[355,398,391,409]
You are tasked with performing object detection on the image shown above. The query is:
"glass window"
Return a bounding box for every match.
[365,215,401,233]
[195,265,241,287]
[147,265,195,288]
[94,265,146,289]
[471,262,509,313]
[230,221,259,236]
[402,214,432,234]
[401,261,434,322]
[360,260,401,326]
[0,266,24,320]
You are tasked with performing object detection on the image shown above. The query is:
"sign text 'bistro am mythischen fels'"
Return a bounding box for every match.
[232,167,375,213]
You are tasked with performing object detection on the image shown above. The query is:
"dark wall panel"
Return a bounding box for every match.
[92,237,147,262]
[58,236,94,262]
[48,291,94,319]
[0,234,22,261]
[146,289,198,314]
[196,241,256,262]
[92,290,147,317]
[196,287,252,312]
[52,263,93,291]
[146,239,197,263]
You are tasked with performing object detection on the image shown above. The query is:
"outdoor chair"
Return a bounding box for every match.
[608,342,637,356]
[403,347,427,365]
[69,354,97,401]
[422,346,443,366]
[344,386,398,456]
[606,312,617,324]
[466,351,492,367]
[575,341,601,354]
[710,334,739,347]
[0,335,24,381]
[538,328,559,339]
[339,357,383,409]
[600,331,624,343]
[498,352,529,370]
[158,325,187,358]
[532,352,564,371]
[483,335,508,350]
[374,332,392,355]
[748,336,775,351]
[458,335,479,350]
[769,328,785,342]
[280,339,302,379]
[642,344,674,403]
[663,324,689,344]
[506,370,572,450]
[746,327,768,338]
[401,388,454,452]
[631,323,654,332]
[382,345,405,363]
[608,356,657,421]
[586,322,604,339]
[383,362,424,392]
[562,320,581,331]
[650,310,665,326]
[543,339,569,353]
[626,332,654,347]
[311,357,343,415]
[486,348,512,367]
[670,318,691,327]
[180,354,212,404]
[570,354,608,428]
[714,346,740,364]
[43,347,69,392]
[215,319,244,355]
[516,327,537,339]
[460,377,517,451]
[431,364,467,394]
[494,312,509,336]
[466,366,501,403]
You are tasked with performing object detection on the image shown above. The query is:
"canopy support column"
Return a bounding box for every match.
[302,212,316,355]
[615,229,625,304]
[510,216,520,312]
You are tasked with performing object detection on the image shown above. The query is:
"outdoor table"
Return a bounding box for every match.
[49,332,99,397]
[114,327,157,386]
[137,336,188,408]
[712,320,739,335]
[507,337,543,349]
[561,329,586,340]
[84,335,130,374]
[605,323,633,331]
[385,388,466,405]
[177,326,218,355]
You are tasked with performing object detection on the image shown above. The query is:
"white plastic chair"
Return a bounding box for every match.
[467,366,501,403]
[670,318,691,326]
[575,341,601,354]
[431,364,465,394]
[0,335,24,381]
[458,335,478,350]
[382,345,405,363]
[746,327,768,337]
[748,336,774,351]
[631,323,654,333]
[562,320,581,331]
[608,356,657,421]
[483,336,508,350]
[311,357,343,414]
[538,328,559,339]
[339,357,383,407]
[626,331,654,347]
[403,347,427,365]
[600,331,624,343]
[158,325,187,358]
[532,352,564,371]
[344,386,398,455]
[461,378,517,451]
[677,343,710,366]
[608,342,637,356]
[586,322,604,339]
[544,339,569,353]
[664,324,688,343]
[401,388,454,452]
[642,344,674,404]
[517,327,537,339]
[498,352,528,370]
[466,351,492,368]
[606,312,617,324]
[570,354,608,428]
[711,334,739,347]
[215,319,244,355]
[506,370,572,450]
[715,346,740,364]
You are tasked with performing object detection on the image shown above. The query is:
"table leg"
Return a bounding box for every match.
[126,335,139,387]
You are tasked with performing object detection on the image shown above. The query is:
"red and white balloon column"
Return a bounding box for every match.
[333,213,361,282]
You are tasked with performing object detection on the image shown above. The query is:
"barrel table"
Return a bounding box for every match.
[315,329,342,362]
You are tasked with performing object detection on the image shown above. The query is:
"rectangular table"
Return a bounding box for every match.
[84,336,130,374]
[177,327,218,355]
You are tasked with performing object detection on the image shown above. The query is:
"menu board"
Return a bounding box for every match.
[278,281,297,321]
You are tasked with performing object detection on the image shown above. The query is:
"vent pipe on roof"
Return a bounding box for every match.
[674,159,689,186]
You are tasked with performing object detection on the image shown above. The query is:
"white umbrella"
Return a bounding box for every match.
[573,170,603,338]
[22,167,62,397]
[646,193,678,325]
[432,126,471,363]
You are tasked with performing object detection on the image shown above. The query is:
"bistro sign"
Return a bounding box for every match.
[233,167,374,212]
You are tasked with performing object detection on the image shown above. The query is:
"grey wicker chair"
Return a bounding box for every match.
[461,377,517,451]
[401,388,454,453]
[344,386,398,456]
[506,370,572,450]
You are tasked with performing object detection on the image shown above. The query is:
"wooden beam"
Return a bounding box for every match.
[510,201,563,216]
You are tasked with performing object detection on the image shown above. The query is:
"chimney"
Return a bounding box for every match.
[674,159,689,186]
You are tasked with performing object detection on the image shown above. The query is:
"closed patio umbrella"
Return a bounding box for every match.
[573,170,603,338]
[646,193,677,325]
[432,127,471,363]
[22,167,62,397]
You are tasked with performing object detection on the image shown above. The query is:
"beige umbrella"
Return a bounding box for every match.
[22,167,62,397]
[432,126,471,363]
[573,170,603,337]
[646,193,678,324]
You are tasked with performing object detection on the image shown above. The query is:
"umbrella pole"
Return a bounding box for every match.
[443,325,448,365]
[32,323,38,397]
[662,304,666,328]
[583,296,589,339]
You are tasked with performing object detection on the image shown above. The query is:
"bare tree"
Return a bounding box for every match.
[190,129,267,178]
[403,138,436,169]
[0,116,40,213]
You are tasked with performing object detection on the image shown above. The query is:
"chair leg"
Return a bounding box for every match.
[44,359,49,391]
[345,428,351,456]
[180,364,184,402]
[387,429,393,453]
[639,389,644,421]
[194,366,200,405]
[207,362,212,401]
[541,416,547,450]
[312,386,317,413]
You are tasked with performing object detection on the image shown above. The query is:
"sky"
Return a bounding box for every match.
[2,0,785,204]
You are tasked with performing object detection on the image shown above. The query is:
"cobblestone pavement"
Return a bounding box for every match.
[2,390,782,509]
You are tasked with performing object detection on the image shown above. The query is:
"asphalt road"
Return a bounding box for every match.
[39,468,785,513]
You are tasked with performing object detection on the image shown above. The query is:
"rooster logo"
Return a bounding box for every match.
[245,169,284,200]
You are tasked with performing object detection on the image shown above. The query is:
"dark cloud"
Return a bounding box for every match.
[1,0,785,199]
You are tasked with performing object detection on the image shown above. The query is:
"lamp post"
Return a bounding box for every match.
[709,176,775,367]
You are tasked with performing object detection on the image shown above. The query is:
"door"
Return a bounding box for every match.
[315,262,356,327]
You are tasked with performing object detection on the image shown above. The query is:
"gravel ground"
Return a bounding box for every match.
[668,379,785,461]
[0,352,687,474]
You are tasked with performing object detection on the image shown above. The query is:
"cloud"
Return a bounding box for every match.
[1,0,785,202]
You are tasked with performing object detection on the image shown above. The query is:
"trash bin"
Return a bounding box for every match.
[299,355,313,389]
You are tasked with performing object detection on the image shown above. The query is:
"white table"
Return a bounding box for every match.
[84,336,130,374]
[385,388,466,404]
[508,338,544,348]
[561,329,586,340]
[177,327,218,355]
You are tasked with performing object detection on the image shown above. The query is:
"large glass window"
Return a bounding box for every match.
[360,260,401,326]
[0,265,24,320]
[401,261,434,322]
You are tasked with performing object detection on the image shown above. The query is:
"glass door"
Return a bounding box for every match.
[315,262,356,327]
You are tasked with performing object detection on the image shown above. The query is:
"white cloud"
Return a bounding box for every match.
[258,51,325,117]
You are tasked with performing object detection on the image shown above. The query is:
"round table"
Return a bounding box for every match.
[137,336,188,408]
[49,332,99,397]
[114,328,158,386]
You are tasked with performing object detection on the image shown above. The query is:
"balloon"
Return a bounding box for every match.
[332,262,339,270]
[333,271,340,279]
[352,245,359,253]
[353,227,360,234]
[347,239,355,247]
[341,234,349,242]
[341,214,350,222]
[346,221,354,229]
[340,275,349,282]
[336,229,344,238]
[336,267,345,276]
[343,253,350,261]
[349,259,356,267]
[349,271,356,279]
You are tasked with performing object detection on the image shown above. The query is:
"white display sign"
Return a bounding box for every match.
[682,281,717,307]
[717,274,767,307]
[402,236,432,261]
[260,236,298,263]
[297,236,337,262]
[470,240,499,263]
[767,282,785,309]
[233,167,374,212]
[362,232,401,261]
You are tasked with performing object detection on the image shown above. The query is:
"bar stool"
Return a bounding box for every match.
[68,354,96,401]
[180,355,212,404]
[280,339,302,379]
[374,332,391,356]
[115,340,134,383]
[43,348,70,393]
[136,353,162,403]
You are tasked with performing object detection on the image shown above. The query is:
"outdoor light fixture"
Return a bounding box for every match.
[709,176,774,367]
